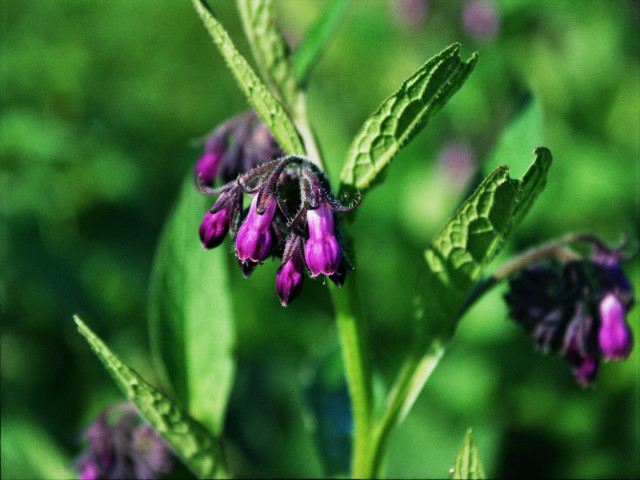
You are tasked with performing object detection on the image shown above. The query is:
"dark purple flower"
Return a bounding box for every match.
[505,239,635,386]
[462,0,500,41]
[194,149,224,187]
[199,208,230,249]
[598,293,633,360]
[305,203,342,278]
[236,193,277,264]
[194,111,284,186]
[276,234,305,306]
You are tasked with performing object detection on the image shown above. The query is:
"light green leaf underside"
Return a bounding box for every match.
[293,0,348,84]
[148,174,235,437]
[236,0,300,112]
[192,0,304,155]
[340,43,477,192]
[449,429,486,479]
[73,315,226,479]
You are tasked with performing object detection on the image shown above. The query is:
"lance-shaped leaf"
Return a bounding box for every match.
[192,0,304,155]
[293,0,348,85]
[340,43,477,193]
[148,174,235,437]
[388,149,552,423]
[418,148,552,338]
[236,0,300,111]
[73,315,226,479]
[449,429,486,480]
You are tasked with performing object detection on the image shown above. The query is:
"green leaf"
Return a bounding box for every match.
[340,43,477,193]
[449,429,486,480]
[236,0,300,111]
[1,415,75,479]
[73,315,226,479]
[293,0,348,85]
[148,174,235,437]
[418,149,551,336]
[393,150,552,420]
[191,0,304,155]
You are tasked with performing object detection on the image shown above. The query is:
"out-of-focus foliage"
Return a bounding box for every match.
[1,1,638,478]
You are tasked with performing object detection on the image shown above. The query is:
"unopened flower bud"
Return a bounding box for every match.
[598,293,633,360]
[305,204,342,277]
[236,194,277,263]
[194,149,224,187]
[199,208,230,249]
[276,237,305,306]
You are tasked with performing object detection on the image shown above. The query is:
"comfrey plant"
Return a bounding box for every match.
[73,1,635,479]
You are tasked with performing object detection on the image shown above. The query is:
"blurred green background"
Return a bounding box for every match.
[2,1,639,478]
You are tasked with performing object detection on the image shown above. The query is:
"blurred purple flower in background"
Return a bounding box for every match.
[75,403,174,480]
[390,0,429,30]
[462,0,500,41]
[436,140,477,191]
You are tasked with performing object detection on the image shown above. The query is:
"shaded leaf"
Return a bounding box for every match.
[340,43,477,193]
[237,0,300,111]
[191,0,304,155]
[449,429,486,479]
[148,174,235,437]
[293,0,348,85]
[73,315,226,479]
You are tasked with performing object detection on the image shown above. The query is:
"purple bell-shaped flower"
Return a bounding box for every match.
[598,293,633,360]
[236,194,277,264]
[305,203,342,277]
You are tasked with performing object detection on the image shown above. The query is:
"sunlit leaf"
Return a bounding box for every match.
[449,429,486,479]
[418,149,552,338]
[293,0,348,85]
[340,44,477,193]
[191,0,304,155]
[148,174,235,437]
[73,315,226,479]
[236,0,300,111]
[394,149,552,421]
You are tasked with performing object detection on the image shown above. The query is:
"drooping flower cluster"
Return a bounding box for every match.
[198,155,360,306]
[75,403,174,480]
[504,240,634,386]
[194,110,284,186]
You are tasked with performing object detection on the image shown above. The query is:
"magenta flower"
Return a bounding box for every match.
[276,236,305,306]
[236,194,277,263]
[598,293,633,360]
[194,149,224,187]
[305,203,342,277]
[199,208,230,249]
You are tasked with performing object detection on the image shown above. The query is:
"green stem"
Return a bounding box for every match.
[329,278,373,479]
[368,338,446,478]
